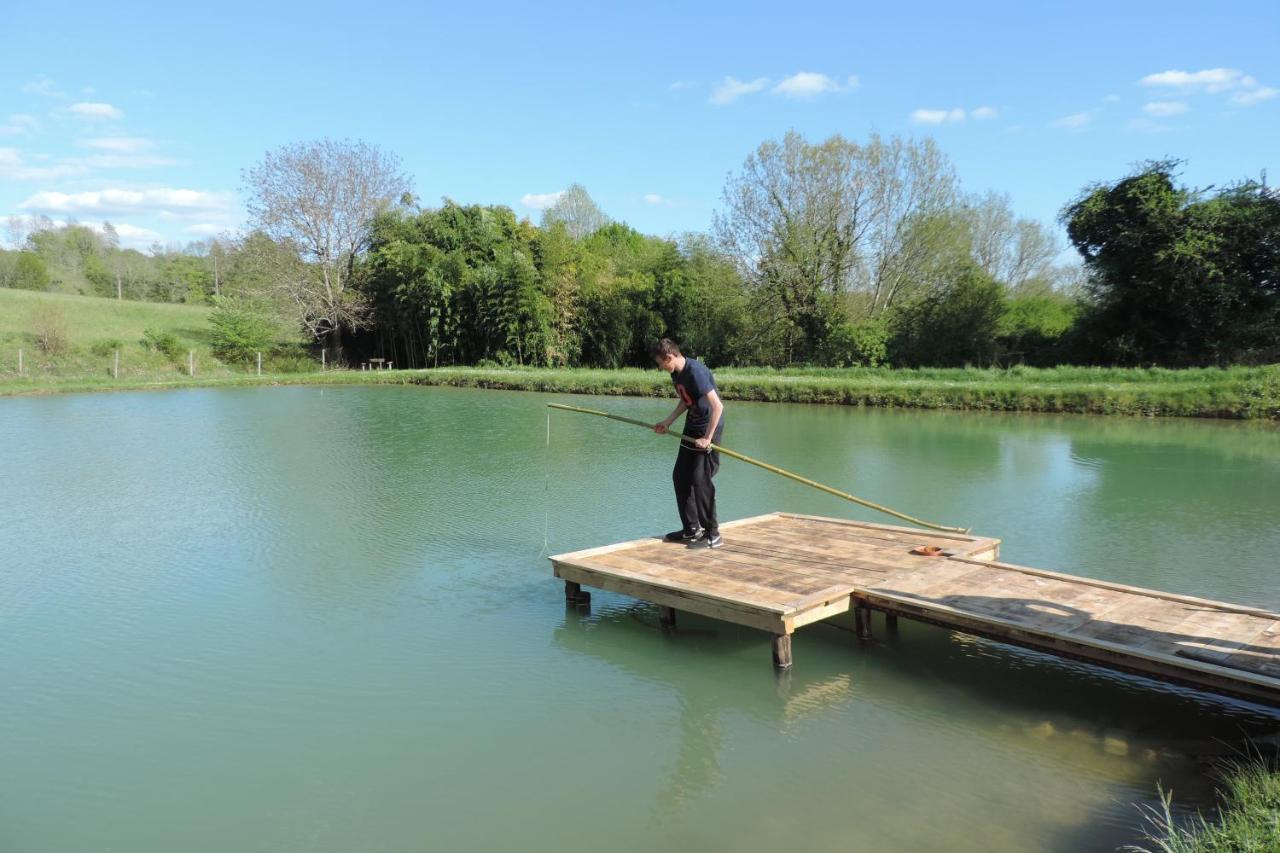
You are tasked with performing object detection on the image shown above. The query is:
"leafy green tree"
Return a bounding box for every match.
[1062,162,1280,365]
[818,317,892,366]
[540,184,609,240]
[998,293,1078,365]
[890,263,1006,367]
[208,297,277,363]
[0,251,51,290]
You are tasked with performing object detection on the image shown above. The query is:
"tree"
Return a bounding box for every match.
[242,138,411,360]
[540,184,609,240]
[715,131,958,361]
[962,192,1061,290]
[1062,162,1280,365]
[0,251,50,290]
[208,296,277,363]
[889,263,1006,367]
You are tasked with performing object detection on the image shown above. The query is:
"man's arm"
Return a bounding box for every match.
[654,400,688,434]
[692,390,724,449]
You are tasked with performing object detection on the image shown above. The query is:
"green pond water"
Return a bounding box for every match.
[1,385,1278,852]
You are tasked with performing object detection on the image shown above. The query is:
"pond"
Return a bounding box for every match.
[1,385,1277,852]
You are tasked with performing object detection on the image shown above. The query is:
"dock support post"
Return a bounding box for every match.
[659,606,677,630]
[885,612,899,632]
[564,580,590,607]
[771,634,793,669]
[855,605,873,640]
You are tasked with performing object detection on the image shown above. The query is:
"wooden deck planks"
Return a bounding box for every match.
[549,513,1280,704]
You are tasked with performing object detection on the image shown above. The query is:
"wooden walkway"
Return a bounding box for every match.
[550,513,1280,706]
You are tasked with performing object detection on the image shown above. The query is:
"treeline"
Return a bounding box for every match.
[3,134,1277,370]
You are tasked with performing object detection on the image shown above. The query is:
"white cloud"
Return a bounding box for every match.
[1128,118,1172,133]
[643,193,664,205]
[19,187,231,217]
[710,76,769,105]
[1140,68,1248,93]
[67,102,124,121]
[970,106,998,120]
[771,72,843,99]
[0,148,89,181]
[183,223,227,236]
[520,190,565,210]
[1139,67,1275,108]
[1143,100,1189,117]
[1231,87,1278,106]
[1050,111,1093,130]
[668,81,697,90]
[0,114,40,136]
[911,107,966,124]
[1104,94,1121,103]
[81,136,154,153]
[23,77,64,98]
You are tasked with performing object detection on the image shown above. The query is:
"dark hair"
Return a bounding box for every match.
[650,338,682,359]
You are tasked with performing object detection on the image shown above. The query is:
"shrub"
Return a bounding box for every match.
[30,304,70,355]
[90,339,123,358]
[208,297,276,364]
[818,317,892,367]
[998,294,1080,366]
[140,328,183,360]
[890,263,1007,367]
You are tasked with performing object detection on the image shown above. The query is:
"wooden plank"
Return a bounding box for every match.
[775,512,998,553]
[553,563,786,633]
[946,555,1280,620]
[586,553,806,609]
[554,556,793,612]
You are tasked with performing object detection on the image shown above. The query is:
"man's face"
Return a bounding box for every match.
[655,353,676,372]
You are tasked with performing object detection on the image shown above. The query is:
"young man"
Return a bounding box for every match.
[651,338,725,549]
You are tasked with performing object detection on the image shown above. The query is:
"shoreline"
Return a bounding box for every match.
[2,365,1277,420]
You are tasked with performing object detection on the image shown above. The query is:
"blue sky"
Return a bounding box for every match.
[1,0,1277,251]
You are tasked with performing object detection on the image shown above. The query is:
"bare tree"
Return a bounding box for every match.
[962,192,1061,290]
[714,131,959,356]
[541,183,609,240]
[242,139,411,357]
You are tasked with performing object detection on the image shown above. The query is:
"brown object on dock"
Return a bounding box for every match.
[549,513,1280,706]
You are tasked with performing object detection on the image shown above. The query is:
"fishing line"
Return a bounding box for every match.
[538,409,551,558]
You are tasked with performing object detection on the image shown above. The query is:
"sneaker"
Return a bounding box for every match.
[687,531,724,550]
[664,528,703,543]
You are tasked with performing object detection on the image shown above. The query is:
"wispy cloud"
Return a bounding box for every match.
[1050,111,1093,130]
[1231,87,1278,106]
[66,102,124,121]
[0,114,40,136]
[710,76,769,105]
[970,106,999,120]
[22,77,65,98]
[668,81,697,91]
[1140,68,1251,93]
[1140,67,1275,107]
[0,148,88,181]
[81,136,153,153]
[911,107,966,125]
[19,187,231,217]
[770,72,853,100]
[1142,100,1189,117]
[520,190,564,210]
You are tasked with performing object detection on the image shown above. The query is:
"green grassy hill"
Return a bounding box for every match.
[0,288,300,389]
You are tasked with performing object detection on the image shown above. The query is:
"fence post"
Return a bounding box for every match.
[17,348,22,376]
[257,352,262,376]
[113,349,119,379]
[321,348,326,371]
[188,350,194,377]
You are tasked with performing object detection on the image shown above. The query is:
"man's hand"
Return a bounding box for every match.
[654,422,668,435]
[694,436,712,450]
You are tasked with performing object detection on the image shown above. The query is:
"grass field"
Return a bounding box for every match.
[2,289,1278,419]
[0,288,307,386]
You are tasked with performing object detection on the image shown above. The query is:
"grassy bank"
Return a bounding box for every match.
[1130,757,1280,852]
[3,363,1278,420]
[3,289,1278,417]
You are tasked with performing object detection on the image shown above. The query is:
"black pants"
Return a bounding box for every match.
[673,442,719,535]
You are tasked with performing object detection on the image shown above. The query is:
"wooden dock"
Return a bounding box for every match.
[550,513,1280,706]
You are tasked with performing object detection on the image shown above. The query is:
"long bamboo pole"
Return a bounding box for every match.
[547,402,969,534]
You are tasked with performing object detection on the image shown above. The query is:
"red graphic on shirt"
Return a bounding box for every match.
[677,384,694,406]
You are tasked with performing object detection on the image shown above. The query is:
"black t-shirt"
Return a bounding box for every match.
[671,357,723,440]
